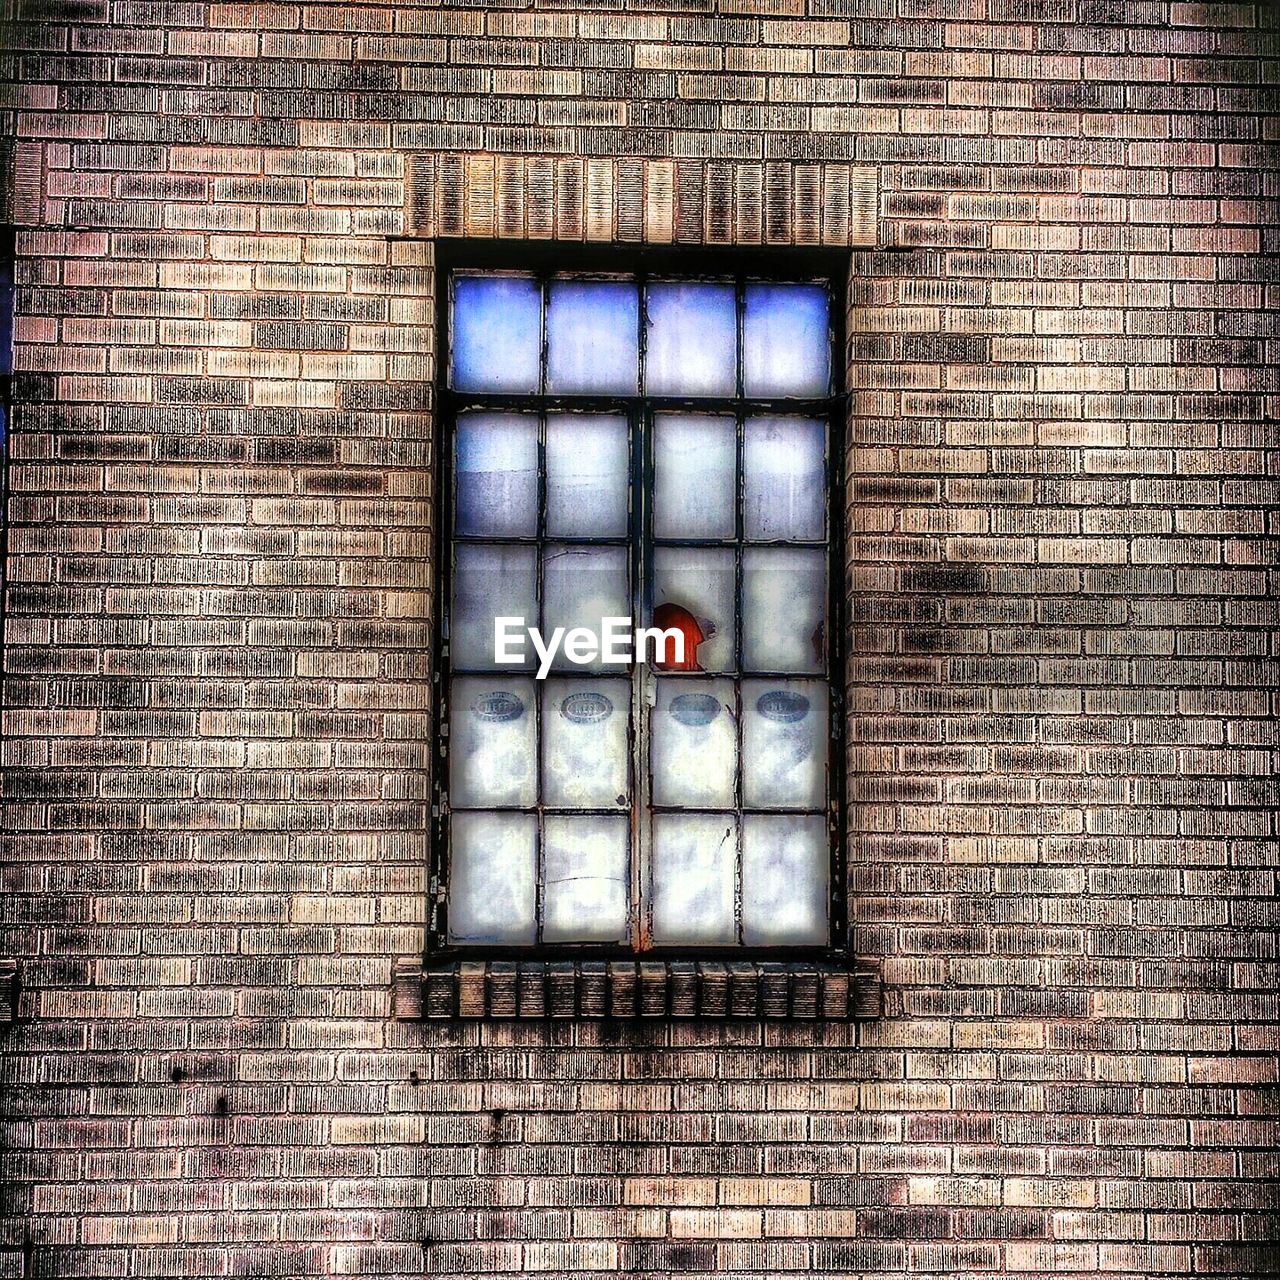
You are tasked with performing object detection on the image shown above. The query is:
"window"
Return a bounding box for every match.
[432,249,845,959]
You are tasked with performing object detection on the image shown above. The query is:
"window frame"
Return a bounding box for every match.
[428,241,850,964]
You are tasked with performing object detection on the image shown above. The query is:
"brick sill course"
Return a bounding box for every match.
[393,958,881,1020]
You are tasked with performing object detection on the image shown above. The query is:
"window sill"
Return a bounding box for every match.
[393,957,880,1020]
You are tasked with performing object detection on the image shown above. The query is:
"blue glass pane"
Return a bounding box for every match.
[546,280,639,394]
[743,283,830,398]
[451,274,541,393]
[644,282,736,397]
[744,416,826,541]
[455,412,538,538]
[653,414,736,541]
[545,414,629,538]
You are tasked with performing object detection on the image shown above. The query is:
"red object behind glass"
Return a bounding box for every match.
[652,602,714,672]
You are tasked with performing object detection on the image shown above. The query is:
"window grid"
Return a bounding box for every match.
[432,251,848,959]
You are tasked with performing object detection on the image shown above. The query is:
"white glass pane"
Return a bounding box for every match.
[450,676,536,808]
[653,414,736,541]
[652,547,735,673]
[455,412,538,538]
[542,678,630,809]
[546,414,629,539]
[448,811,537,944]
[743,283,830,398]
[744,417,826,542]
[543,815,630,943]
[546,280,639,395]
[644,282,736,397]
[651,813,738,946]
[651,677,737,809]
[452,543,537,672]
[451,274,541,393]
[542,545,630,674]
[742,814,828,946]
[742,547,825,674]
[742,679,827,810]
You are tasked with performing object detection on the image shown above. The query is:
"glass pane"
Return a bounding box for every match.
[542,678,630,809]
[651,813,738,946]
[651,677,737,810]
[742,547,825,674]
[546,414,629,539]
[450,676,537,808]
[653,414,736,541]
[455,412,538,539]
[452,543,538,672]
[644,282,736,397]
[451,274,541,394]
[448,811,537,944]
[543,815,630,943]
[742,814,828,946]
[743,283,830,398]
[542,545,631,674]
[744,417,826,542]
[742,678,827,809]
[546,280,639,395]
[652,547,735,673]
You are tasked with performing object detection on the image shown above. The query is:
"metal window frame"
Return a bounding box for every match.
[429,240,850,964]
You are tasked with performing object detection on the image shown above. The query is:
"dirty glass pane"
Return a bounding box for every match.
[651,677,737,810]
[542,678,630,809]
[653,546,736,673]
[644,282,737,397]
[542,815,630,943]
[744,417,826,542]
[743,283,830,398]
[546,279,639,395]
[450,676,537,809]
[452,543,538,672]
[455,412,539,539]
[651,813,738,946]
[542,545,630,674]
[448,811,538,944]
[742,547,825,674]
[653,414,736,541]
[546,414,629,539]
[742,679,827,809]
[451,274,541,394]
[742,814,828,946]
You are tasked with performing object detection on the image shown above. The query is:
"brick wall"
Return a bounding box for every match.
[2,2,1278,1276]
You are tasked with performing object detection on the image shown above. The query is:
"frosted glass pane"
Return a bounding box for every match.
[455,413,538,538]
[653,547,735,673]
[448,811,537,944]
[451,275,541,393]
[742,547,825,673]
[651,677,737,809]
[543,815,630,943]
[542,678,630,809]
[542,545,630,673]
[744,417,826,542]
[452,543,537,672]
[546,415,629,539]
[546,280,639,395]
[653,414,736,541]
[742,814,828,946]
[742,679,827,809]
[450,676,536,808]
[651,813,738,946]
[743,283,830,398]
[645,283,737,397]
